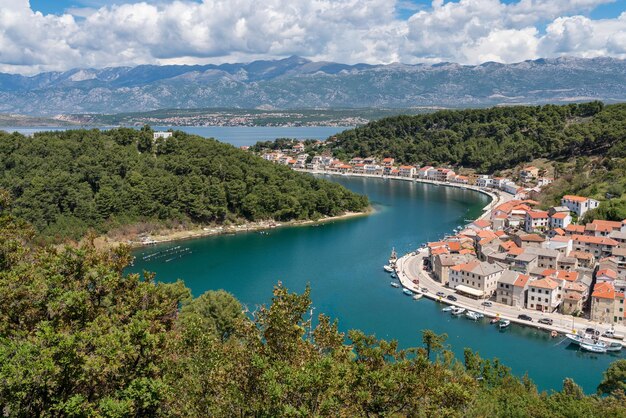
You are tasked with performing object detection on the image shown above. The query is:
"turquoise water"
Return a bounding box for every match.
[2,126,350,147]
[129,175,623,393]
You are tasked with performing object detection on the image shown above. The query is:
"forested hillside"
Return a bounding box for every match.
[0,127,368,242]
[0,210,624,416]
[327,102,625,172]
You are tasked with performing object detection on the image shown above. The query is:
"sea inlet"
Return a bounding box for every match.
[130,175,624,393]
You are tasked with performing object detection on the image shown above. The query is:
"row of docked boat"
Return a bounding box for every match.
[565,333,623,353]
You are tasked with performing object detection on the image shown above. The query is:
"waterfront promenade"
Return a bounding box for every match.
[395,250,626,346]
[296,168,507,219]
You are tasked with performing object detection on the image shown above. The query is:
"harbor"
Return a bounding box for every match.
[130,175,623,393]
[387,249,625,351]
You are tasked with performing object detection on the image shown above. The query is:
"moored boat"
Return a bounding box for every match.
[390,273,397,278]
[465,311,480,321]
[442,306,453,312]
[499,320,511,329]
[413,293,423,300]
[565,333,607,348]
[490,318,499,324]
[580,343,607,354]
[606,342,623,352]
[451,307,466,316]
[384,265,394,273]
[390,282,400,288]
[389,247,398,265]
[402,288,414,296]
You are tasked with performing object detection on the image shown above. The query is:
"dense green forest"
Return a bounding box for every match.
[0,207,625,417]
[327,102,625,172]
[539,156,626,222]
[324,102,626,221]
[0,127,368,242]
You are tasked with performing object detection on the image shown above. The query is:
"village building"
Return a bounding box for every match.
[597,268,618,283]
[527,277,561,313]
[585,220,623,237]
[567,250,595,268]
[590,282,625,324]
[571,235,619,258]
[549,212,571,230]
[417,166,434,179]
[560,195,600,218]
[398,165,416,178]
[562,281,588,315]
[496,270,530,308]
[525,210,550,233]
[153,131,173,140]
[520,166,539,182]
[432,253,475,286]
[449,260,504,298]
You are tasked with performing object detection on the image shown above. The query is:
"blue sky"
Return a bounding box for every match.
[4,0,626,74]
[31,0,625,19]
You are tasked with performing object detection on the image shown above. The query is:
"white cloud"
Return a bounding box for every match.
[0,0,623,74]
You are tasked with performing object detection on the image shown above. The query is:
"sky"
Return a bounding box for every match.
[1,0,625,74]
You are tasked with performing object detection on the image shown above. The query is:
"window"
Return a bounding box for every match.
[531,296,535,301]
[545,298,548,303]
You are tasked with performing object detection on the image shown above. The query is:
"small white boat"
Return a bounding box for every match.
[465,311,480,321]
[451,307,466,316]
[402,288,414,296]
[389,248,398,265]
[390,273,397,278]
[606,342,623,352]
[490,318,500,324]
[390,282,400,288]
[413,293,423,300]
[566,333,607,348]
[442,306,454,312]
[580,343,607,354]
[499,320,511,329]
[383,265,394,273]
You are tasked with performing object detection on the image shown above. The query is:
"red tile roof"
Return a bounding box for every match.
[565,225,585,234]
[562,195,589,203]
[527,210,549,219]
[572,235,619,246]
[597,269,618,279]
[473,219,491,228]
[556,271,578,282]
[520,234,545,242]
[514,274,531,288]
[592,282,616,299]
[530,277,559,290]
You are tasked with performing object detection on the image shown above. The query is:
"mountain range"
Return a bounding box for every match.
[2,56,626,115]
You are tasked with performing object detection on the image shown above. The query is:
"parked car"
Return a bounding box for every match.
[538,318,553,326]
[436,291,445,297]
[518,314,533,322]
[421,288,429,293]
[447,295,458,302]
[481,301,493,307]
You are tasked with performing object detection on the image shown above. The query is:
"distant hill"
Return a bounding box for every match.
[2,56,626,115]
